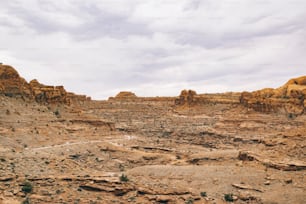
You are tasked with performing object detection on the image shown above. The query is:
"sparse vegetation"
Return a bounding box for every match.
[22,197,30,204]
[200,191,207,197]
[185,198,194,204]
[119,163,125,171]
[21,181,33,194]
[120,174,129,182]
[287,113,296,119]
[224,193,234,202]
[54,109,60,117]
[4,93,13,97]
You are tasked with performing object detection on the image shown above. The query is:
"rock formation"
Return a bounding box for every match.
[175,90,197,106]
[0,65,32,98]
[240,76,306,115]
[0,64,89,105]
[175,89,240,108]
[29,79,70,104]
[108,91,138,101]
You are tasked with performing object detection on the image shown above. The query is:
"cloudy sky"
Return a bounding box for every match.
[0,0,305,99]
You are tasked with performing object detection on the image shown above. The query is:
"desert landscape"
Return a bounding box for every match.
[0,64,305,204]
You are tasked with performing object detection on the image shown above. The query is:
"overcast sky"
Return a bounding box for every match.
[0,0,305,99]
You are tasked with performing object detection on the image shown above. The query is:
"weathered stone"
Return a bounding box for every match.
[240,76,306,115]
[0,64,90,105]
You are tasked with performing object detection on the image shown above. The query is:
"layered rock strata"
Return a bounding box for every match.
[0,64,90,105]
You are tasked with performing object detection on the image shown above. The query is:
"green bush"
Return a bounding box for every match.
[200,191,207,197]
[54,110,60,117]
[21,181,33,194]
[120,174,129,182]
[224,193,234,202]
[287,113,296,119]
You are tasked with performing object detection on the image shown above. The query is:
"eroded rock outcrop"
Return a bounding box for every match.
[108,91,137,100]
[0,64,89,105]
[175,89,240,107]
[29,79,70,104]
[240,76,306,115]
[0,65,32,98]
[175,90,197,106]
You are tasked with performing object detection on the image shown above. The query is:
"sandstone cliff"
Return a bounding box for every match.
[240,76,306,115]
[108,91,138,102]
[29,79,70,104]
[175,89,240,107]
[0,64,89,105]
[0,65,32,98]
[175,90,197,106]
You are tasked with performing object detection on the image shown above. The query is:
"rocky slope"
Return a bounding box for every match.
[0,65,305,204]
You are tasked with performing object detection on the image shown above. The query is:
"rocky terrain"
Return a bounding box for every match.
[0,64,305,204]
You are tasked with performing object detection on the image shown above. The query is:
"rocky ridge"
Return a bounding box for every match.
[0,64,90,105]
[240,76,306,115]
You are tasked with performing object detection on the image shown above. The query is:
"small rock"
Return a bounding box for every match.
[213,178,218,184]
[236,161,243,167]
[238,190,258,201]
[13,189,20,195]
[0,176,14,182]
[41,190,52,196]
[95,157,104,162]
[232,195,238,201]
[156,195,173,202]
[285,179,292,184]
[4,191,13,197]
[264,181,270,185]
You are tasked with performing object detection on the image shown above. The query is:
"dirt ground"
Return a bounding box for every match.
[0,95,305,204]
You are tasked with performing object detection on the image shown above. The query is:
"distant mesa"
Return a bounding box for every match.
[115,91,137,98]
[175,90,197,106]
[108,91,137,101]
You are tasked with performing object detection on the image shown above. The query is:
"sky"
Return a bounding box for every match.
[0,0,305,99]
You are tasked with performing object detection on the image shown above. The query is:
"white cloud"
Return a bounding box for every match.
[0,0,305,99]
